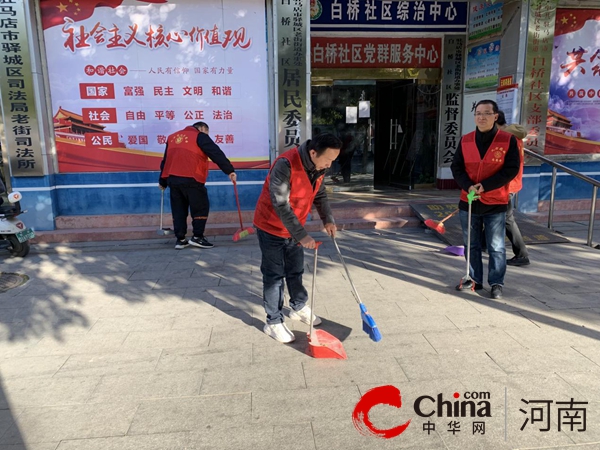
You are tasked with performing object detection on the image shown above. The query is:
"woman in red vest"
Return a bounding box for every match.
[254,133,341,343]
[451,100,520,299]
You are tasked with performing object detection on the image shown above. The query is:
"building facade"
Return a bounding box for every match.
[0,0,599,232]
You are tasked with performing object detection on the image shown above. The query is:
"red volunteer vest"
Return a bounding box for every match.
[508,139,524,193]
[160,126,209,183]
[459,129,512,205]
[254,148,323,238]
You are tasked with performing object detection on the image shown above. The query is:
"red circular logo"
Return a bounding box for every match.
[84,65,96,76]
[107,65,117,76]
[577,89,586,98]
[588,89,595,99]
[117,65,128,76]
[95,65,106,76]
[352,385,411,439]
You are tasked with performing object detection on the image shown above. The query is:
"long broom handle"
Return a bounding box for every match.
[309,243,320,338]
[233,180,244,229]
[160,188,164,230]
[466,199,472,279]
[331,236,363,306]
[439,208,459,224]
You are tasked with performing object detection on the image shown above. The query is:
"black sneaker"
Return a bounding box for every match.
[189,236,214,249]
[456,279,483,291]
[175,239,189,249]
[507,256,530,266]
[491,285,503,299]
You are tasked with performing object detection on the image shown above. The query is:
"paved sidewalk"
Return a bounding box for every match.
[0,223,599,449]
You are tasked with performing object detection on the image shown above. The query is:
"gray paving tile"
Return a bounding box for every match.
[0,402,138,444]
[302,357,408,388]
[0,355,68,379]
[1,375,100,408]
[156,345,252,372]
[54,349,162,377]
[88,370,203,402]
[120,328,211,350]
[487,347,600,374]
[396,352,507,382]
[252,386,360,424]
[23,332,128,357]
[54,431,195,450]
[128,394,251,434]
[200,361,305,394]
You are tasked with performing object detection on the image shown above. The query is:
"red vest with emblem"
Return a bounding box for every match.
[161,126,209,183]
[254,148,323,238]
[508,139,524,193]
[459,129,512,205]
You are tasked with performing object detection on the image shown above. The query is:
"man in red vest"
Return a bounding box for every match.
[451,100,520,299]
[159,122,236,249]
[254,133,342,343]
[497,111,530,266]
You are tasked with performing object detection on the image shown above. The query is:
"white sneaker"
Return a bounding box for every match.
[263,323,295,343]
[289,305,322,326]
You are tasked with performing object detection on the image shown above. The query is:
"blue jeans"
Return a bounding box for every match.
[257,228,308,324]
[459,210,506,287]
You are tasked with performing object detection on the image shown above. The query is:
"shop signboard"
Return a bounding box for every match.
[468,0,503,41]
[546,8,600,155]
[310,0,467,32]
[0,0,45,176]
[464,40,501,91]
[40,0,270,173]
[311,37,442,69]
[521,0,558,155]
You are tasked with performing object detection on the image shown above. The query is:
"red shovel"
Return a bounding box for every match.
[307,242,347,360]
[424,208,459,234]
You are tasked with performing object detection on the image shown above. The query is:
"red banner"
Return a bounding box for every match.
[311,37,441,69]
[85,133,120,147]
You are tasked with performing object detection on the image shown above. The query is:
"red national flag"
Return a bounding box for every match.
[554,9,600,37]
[40,0,168,30]
[40,0,124,30]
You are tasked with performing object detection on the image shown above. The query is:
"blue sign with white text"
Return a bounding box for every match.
[310,0,468,32]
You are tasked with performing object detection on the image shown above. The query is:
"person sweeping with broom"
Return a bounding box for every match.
[254,133,341,343]
[451,100,520,299]
[159,121,236,250]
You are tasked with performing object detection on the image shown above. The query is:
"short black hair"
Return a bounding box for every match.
[475,99,499,113]
[309,133,342,156]
[496,110,507,126]
[193,121,209,130]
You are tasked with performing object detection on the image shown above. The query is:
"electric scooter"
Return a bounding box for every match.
[0,191,34,257]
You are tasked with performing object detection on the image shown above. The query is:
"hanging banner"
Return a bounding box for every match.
[278,0,308,152]
[521,0,558,155]
[546,8,600,155]
[438,34,464,167]
[0,0,45,176]
[310,0,468,33]
[468,1,503,41]
[40,0,270,173]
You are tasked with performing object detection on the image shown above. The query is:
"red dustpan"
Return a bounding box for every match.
[306,242,347,360]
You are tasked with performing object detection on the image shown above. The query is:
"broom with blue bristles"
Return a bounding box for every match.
[331,236,382,342]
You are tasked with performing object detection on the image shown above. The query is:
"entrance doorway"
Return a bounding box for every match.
[311,79,439,191]
[374,81,439,189]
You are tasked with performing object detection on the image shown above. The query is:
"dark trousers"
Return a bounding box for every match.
[257,228,308,324]
[506,193,528,258]
[169,182,209,240]
[339,151,354,182]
